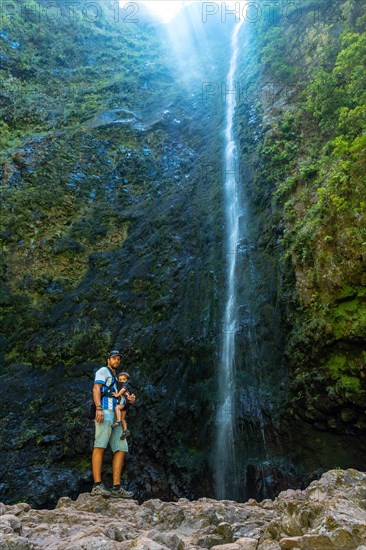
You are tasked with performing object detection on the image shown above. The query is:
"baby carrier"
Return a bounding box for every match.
[85,367,117,420]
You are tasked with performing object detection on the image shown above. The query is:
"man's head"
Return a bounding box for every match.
[118,372,130,383]
[107,349,122,369]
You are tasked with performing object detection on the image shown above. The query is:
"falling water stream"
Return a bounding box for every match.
[215,19,245,500]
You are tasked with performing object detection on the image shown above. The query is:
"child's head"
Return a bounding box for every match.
[118,372,130,383]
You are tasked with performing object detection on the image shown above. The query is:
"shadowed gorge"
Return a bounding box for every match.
[0,0,365,510]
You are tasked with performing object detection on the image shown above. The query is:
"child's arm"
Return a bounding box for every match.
[112,387,127,398]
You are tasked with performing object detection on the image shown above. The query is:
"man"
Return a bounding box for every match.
[91,349,136,498]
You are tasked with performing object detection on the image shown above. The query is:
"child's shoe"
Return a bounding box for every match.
[120,429,131,440]
[112,421,122,428]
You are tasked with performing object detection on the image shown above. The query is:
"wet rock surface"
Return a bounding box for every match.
[1,469,365,549]
[1,0,365,513]
[0,0,236,509]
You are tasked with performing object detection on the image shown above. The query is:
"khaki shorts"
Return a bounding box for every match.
[94,410,128,453]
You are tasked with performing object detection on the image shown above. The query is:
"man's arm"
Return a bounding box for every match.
[93,383,104,423]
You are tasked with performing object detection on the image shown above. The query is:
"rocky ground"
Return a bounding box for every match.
[0,469,365,549]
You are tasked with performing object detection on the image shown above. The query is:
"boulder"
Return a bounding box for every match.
[0,469,365,549]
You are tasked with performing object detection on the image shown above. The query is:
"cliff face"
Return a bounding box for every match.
[0,1,233,506]
[0,0,365,508]
[234,0,366,481]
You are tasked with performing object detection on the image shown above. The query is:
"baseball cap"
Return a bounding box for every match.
[108,350,122,358]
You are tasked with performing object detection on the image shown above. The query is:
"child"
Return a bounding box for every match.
[112,372,133,439]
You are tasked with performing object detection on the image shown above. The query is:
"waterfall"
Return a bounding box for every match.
[215,19,245,500]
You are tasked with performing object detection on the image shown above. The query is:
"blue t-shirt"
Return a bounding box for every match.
[94,366,117,411]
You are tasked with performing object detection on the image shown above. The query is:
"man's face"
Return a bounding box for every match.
[108,355,121,369]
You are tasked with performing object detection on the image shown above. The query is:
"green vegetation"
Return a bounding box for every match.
[2,0,364,505]
[0,0,230,505]
[250,0,366,418]
[0,0,174,366]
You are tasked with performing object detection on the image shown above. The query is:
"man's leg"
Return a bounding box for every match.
[110,450,132,498]
[112,450,125,486]
[91,447,112,497]
[109,421,132,498]
[92,447,105,483]
[91,413,114,497]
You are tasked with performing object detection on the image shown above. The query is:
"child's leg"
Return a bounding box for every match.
[120,411,131,439]
[112,405,123,427]
[121,411,127,432]
[115,405,122,423]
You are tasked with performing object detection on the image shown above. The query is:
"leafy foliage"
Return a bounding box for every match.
[252,0,366,417]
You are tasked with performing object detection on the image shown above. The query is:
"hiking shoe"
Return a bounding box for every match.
[91,483,112,498]
[120,429,131,440]
[110,486,133,499]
